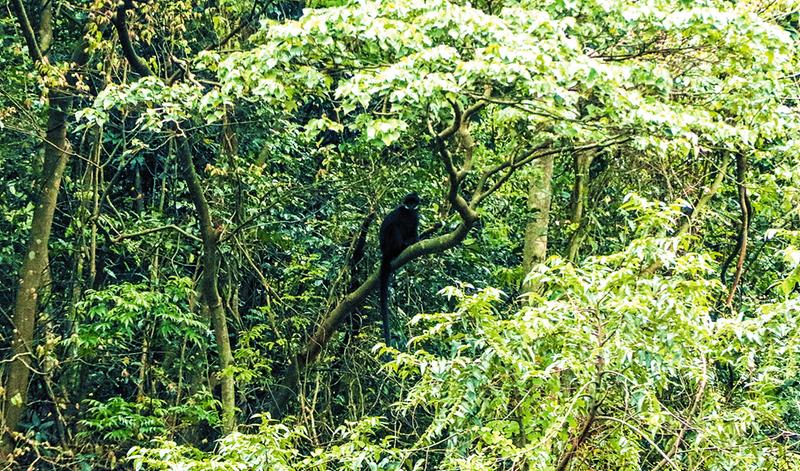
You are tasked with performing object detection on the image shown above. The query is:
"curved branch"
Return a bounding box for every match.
[11,0,43,62]
[437,99,463,140]
[430,125,477,222]
[461,85,491,124]
[270,219,477,416]
[112,2,154,77]
[678,159,729,236]
[725,152,750,306]
[441,152,476,221]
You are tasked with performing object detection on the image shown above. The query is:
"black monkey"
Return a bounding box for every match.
[588,153,608,179]
[379,192,421,345]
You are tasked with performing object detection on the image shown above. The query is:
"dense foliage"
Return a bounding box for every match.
[1,0,800,469]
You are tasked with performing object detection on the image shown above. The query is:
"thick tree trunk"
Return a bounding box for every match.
[4,93,70,439]
[176,137,236,433]
[522,153,554,276]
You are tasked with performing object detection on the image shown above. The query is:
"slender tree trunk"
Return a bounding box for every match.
[566,151,595,262]
[518,153,554,451]
[4,0,91,441]
[36,0,53,53]
[176,137,236,433]
[522,153,554,278]
[4,92,70,440]
[63,127,103,410]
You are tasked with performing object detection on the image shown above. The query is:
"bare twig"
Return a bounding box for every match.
[112,224,200,242]
[652,356,708,471]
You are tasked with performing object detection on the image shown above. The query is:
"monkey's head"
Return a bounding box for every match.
[402,192,421,210]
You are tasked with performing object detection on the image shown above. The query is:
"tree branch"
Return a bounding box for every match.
[651,356,707,471]
[270,220,476,416]
[11,0,43,62]
[725,152,750,306]
[678,159,729,236]
[597,416,679,470]
[112,1,154,77]
[437,99,463,140]
[471,138,629,209]
[461,85,491,124]
[112,224,201,243]
[641,157,728,276]
[429,113,476,223]
[441,147,476,221]
[556,315,606,471]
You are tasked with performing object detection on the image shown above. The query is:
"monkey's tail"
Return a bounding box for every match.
[380,257,392,346]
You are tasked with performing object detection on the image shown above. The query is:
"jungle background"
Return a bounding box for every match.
[2,0,800,469]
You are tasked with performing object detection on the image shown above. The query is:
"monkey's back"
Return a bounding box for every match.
[380,206,418,260]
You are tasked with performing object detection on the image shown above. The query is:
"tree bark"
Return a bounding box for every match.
[176,137,236,433]
[4,93,71,440]
[724,153,750,306]
[4,0,92,444]
[522,153,554,278]
[566,150,595,262]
